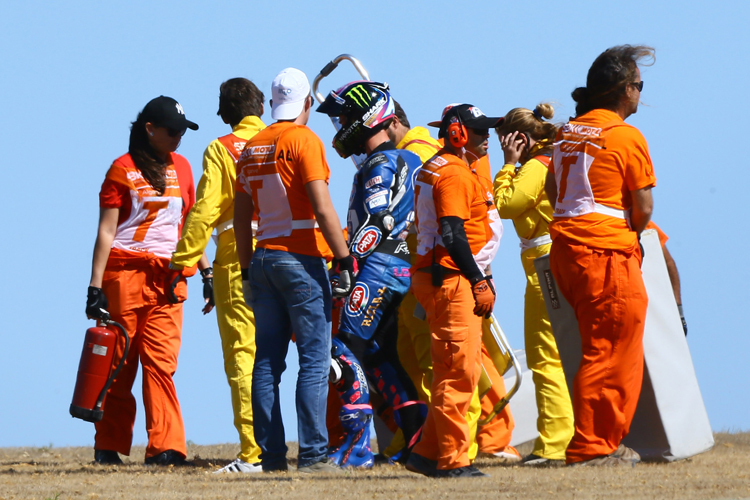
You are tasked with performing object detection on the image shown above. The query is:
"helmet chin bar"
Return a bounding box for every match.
[322,80,394,161]
[333,119,366,159]
[333,117,389,160]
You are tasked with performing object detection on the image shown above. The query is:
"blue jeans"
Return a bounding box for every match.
[249,248,332,468]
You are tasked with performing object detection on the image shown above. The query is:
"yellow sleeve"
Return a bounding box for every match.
[171,140,234,267]
[492,158,547,219]
[406,142,441,164]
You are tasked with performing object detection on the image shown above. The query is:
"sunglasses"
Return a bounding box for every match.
[630,81,644,92]
[167,127,187,138]
[470,128,489,136]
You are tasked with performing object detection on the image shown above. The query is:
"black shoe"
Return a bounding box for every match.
[437,465,489,478]
[405,452,439,477]
[394,446,413,465]
[438,465,490,478]
[94,449,122,465]
[145,449,191,466]
[261,460,289,472]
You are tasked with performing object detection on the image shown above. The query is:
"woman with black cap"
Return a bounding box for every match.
[85,96,202,466]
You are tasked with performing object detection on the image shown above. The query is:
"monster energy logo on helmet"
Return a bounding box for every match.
[346,85,372,108]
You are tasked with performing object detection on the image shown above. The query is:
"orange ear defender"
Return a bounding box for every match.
[447,119,468,148]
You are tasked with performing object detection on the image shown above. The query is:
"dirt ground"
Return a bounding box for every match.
[1,433,748,500]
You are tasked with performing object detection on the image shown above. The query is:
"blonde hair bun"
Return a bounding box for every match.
[534,103,555,120]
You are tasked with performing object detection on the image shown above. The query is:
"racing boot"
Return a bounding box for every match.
[328,404,374,468]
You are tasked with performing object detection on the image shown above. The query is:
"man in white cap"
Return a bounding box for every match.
[234,68,355,473]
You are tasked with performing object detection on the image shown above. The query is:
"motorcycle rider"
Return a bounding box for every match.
[316,81,426,467]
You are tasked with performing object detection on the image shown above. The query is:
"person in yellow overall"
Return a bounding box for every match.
[170,78,266,473]
[493,103,574,466]
[385,102,518,463]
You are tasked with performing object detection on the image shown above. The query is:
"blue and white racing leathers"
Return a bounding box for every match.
[329,142,426,466]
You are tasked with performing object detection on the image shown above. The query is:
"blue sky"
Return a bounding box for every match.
[1,1,748,449]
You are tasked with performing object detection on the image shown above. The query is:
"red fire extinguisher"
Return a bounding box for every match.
[70,317,130,423]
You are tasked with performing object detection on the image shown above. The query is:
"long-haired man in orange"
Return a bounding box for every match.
[405,104,504,478]
[545,45,656,466]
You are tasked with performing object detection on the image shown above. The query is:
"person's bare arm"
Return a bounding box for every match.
[662,244,682,304]
[198,254,211,273]
[89,208,119,288]
[234,191,255,268]
[544,171,557,210]
[305,179,349,259]
[630,186,653,235]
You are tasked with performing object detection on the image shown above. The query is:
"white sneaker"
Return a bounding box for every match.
[491,449,522,464]
[213,458,263,474]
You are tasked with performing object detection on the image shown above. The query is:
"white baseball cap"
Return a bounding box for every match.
[271,68,311,120]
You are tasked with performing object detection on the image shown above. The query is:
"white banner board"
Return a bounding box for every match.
[534,229,713,461]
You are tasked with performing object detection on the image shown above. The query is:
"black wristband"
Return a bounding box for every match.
[241,268,249,280]
[200,267,213,280]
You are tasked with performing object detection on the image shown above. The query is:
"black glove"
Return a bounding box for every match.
[86,286,109,319]
[166,271,185,304]
[331,255,357,298]
[678,304,687,336]
[201,267,215,307]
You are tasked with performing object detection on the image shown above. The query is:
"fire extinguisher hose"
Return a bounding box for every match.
[93,319,130,412]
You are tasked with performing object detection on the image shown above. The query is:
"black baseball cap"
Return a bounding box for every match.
[428,103,503,138]
[141,96,199,131]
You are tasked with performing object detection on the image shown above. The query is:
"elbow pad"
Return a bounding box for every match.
[440,216,483,284]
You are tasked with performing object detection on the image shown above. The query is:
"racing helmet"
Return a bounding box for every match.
[316,81,395,158]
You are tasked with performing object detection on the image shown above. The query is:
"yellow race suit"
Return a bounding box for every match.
[493,155,574,460]
[171,115,265,463]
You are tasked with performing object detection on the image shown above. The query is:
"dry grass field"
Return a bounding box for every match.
[1,433,748,500]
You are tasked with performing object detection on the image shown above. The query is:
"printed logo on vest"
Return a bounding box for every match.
[430,156,448,167]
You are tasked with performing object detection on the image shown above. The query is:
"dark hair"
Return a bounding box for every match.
[129,111,167,195]
[572,45,655,117]
[393,100,411,129]
[218,78,264,127]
